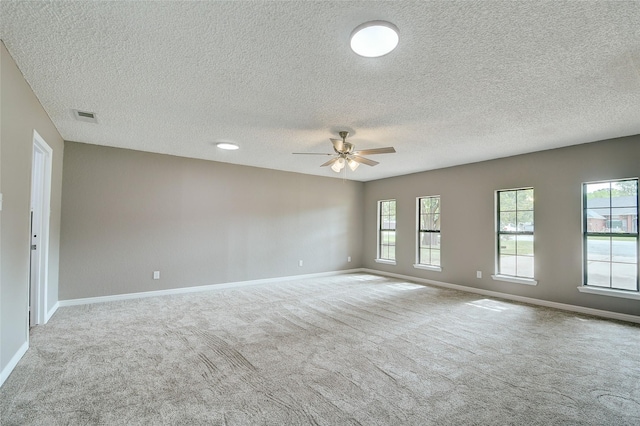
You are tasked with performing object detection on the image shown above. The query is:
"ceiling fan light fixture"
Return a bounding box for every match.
[216,142,239,150]
[347,158,360,171]
[350,21,399,58]
[331,157,346,173]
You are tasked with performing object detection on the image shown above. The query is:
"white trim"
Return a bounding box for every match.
[377,199,397,263]
[491,274,537,286]
[0,341,28,387]
[413,263,442,272]
[58,269,362,307]
[362,268,640,324]
[45,301,59,322]
[577,286,640,300]
[31,130,53,326]
[416,194,441,269]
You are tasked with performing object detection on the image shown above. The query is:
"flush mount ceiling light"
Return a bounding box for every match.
[216,142,239,150]
[350,20,399,58]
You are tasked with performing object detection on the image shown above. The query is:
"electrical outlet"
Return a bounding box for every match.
[348,256,351,262]
[476,271,482,279]
[153,271,160,280]
[298,260,303,267]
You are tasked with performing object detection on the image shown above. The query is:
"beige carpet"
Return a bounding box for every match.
[2,273,640,425]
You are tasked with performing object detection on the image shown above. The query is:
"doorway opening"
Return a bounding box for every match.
[30,130,53,326]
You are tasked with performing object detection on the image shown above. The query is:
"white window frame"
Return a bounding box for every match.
[376,199,396,265]
[492,187,537,286]
[579,178,639,299]
[414,195,442,272]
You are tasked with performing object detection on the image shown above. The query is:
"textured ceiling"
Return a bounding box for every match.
[1,1,640,181]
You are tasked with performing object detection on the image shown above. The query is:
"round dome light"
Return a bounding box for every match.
[350,21,399,58]
[216,142,239,150]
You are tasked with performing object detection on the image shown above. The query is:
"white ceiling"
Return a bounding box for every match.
[2,1,640,182]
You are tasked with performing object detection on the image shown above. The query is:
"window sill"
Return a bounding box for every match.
[577,286,640,300]
[375,259,396,266]
[413,264,442,272]
[491,275,538,286]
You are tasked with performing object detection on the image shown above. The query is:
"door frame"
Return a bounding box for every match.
[30,130,53,326]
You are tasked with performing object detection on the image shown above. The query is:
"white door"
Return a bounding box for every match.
[29,131,52,326]
[30,149,44,326]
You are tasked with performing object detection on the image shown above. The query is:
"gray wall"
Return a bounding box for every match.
[60,142,363,299]
[0,43,64,375]
[364,135,640,316]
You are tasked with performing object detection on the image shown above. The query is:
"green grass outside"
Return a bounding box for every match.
[499,238,534,255]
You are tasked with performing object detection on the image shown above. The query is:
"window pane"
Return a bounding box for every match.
[587,236,611,261]
[612,237,637,263]
[429,198,440,215]
[420,198,429,213]
[420,214,427,230]
[388,245,396,260]
[585,183,610,208]
[431,233,441,249]
[420,233,441,251]
[612,196,637,208]
[500,191,516,211]
[517,211,534,230]
[586,210,608,232]
[421,198,433,214]
[500,255,517,276]
[420,248,430,264]
[499,235,515,255]
[381,231,395,247]
[381,245,389,260]
[389,201,396,215]
[431,249,441,266]
[430,213,440,231]
[516,256,534,278]
[500,212,516,231]
[517,189,534,210]
[611,180,637,202]
[381,201,390,215]
[612,263,638,291]
[586,261,611,287]
[516,235,534,255]
[610,209,633,233]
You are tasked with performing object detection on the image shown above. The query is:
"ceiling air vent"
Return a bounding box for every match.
[72,109,98,123]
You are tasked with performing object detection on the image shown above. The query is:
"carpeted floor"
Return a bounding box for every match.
[2,273,640,425]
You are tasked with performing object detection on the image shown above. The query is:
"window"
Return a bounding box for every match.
[583,178,638,292]
[377,200,396,263]
[496,188,534,279]
[416,196,441,269]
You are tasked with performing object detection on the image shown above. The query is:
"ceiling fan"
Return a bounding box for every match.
[293,131,396,173]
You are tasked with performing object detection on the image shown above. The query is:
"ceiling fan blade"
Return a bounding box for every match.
[350,155,379,166]
[352,147,396,155]
[330,138,344,152]
[320,157,339,167]
[292,152,334,155]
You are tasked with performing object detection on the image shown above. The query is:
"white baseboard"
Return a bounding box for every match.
[0,340,28,387]
[45,301,59,323]
[362,268,640,325]
[59,269,363,307]
[57,267,640,324]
